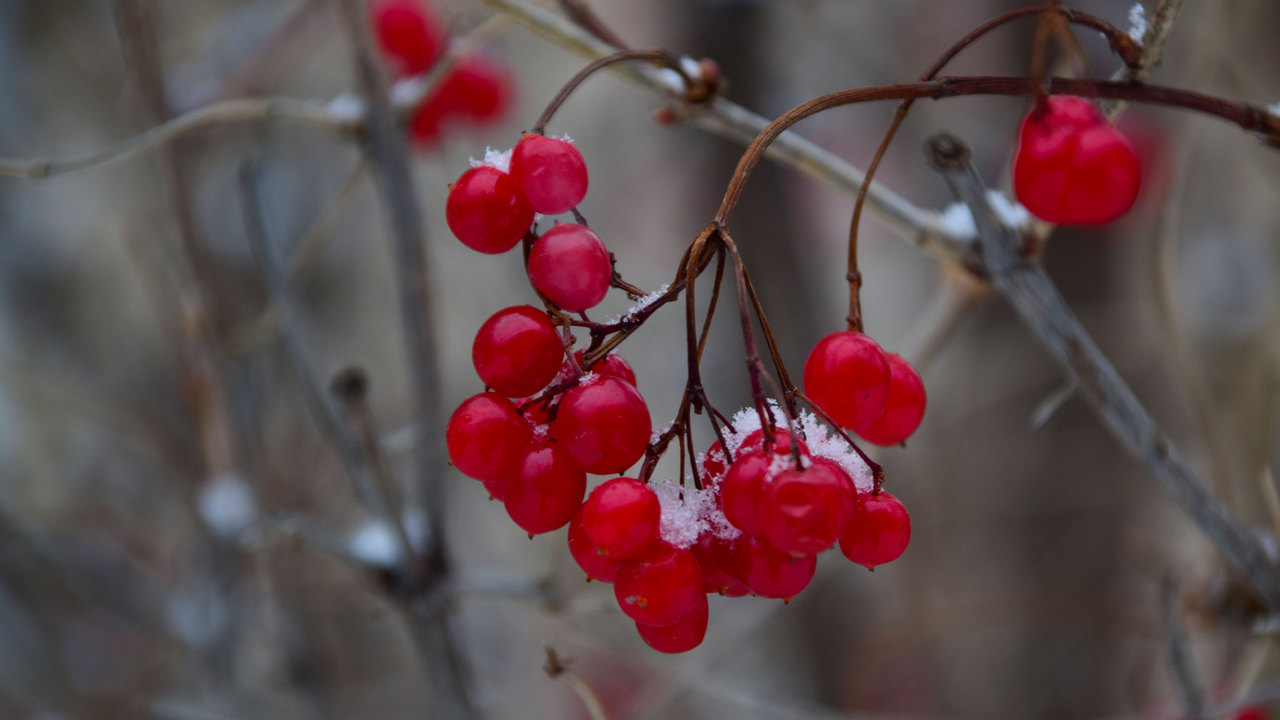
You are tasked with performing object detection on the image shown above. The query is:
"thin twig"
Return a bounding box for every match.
[924,132,1280,611]
[0,97,352,178]
[336,4,472,718]
[1162,576,1205,720]
[481,0,964,255]
[238,161,400,533]
[544,647,610,720]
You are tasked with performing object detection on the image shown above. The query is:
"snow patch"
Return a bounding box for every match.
[197,473,257,539]
[1127,4,1148,43]
[469,146,512,173]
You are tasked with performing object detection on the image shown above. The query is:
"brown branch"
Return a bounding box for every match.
[925,132,1280,612]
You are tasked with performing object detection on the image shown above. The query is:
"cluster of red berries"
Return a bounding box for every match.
[1012,96,1142,226]
[371,0,514,145]
[803,330,927,448]
[441,131,925,652]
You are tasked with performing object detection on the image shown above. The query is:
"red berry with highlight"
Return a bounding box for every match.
[804,331,891,429]
[446,166,534,254]
[504,441,586,535]
[371,0,445,77]
[839,491,911,569]
[635,593,708,654]
[740,428,808,458]
[568,510,621,582]
[472,306,564,398]
[614,541,704,626]
[761,461,856,556]
[528,223,612,311]
[553,377,652,474]
[445,392,531,498]
[510,133,589,214]
[720,452,773,537]
[574,350,636,387]
[855,353,926,447]
[1013,96,1142,226]
[740,536,817,599]
[581,477,661,559]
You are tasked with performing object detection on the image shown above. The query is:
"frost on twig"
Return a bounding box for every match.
[1127,4,1148,44]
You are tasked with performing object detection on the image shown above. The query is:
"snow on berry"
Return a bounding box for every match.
[469,146,513,173]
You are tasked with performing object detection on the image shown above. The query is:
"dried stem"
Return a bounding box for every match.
[532,48,693,134]
[718,75,1280,229]
[926,131,1280,611]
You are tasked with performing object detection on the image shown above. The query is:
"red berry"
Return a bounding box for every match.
[720,451,773,537]
[838,490,911,569]
[581,477,661,559]
[446,166,534,254]
[1013,96,1142,226]
[527,223,612,311]
[509,133,589,214]
[472,306,564,398]
[408,56,514,146]
[699,439,728,483]
[553,377,652,474]
[438,55,515,125]
[635,593,708,654]
[761,461,855,556]
[614,541,703,626]
[739,536,816,599]
[371,0,445,77]
[445,393,531,497]
[803,331,891,429]
[504,441,586,535]
[691,532,750,596]
[574,350,636,387]
[567,510,621,582]
[855,353,926,447]
[740,427,808,458]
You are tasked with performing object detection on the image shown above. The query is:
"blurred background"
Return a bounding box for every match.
[1,0,1279,718]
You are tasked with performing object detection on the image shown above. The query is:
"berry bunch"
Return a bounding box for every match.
[370,0,515,145]
[567,406,912,653]
[804,330,927,448]
[1012,96,1142,226]
[441,130,920,653]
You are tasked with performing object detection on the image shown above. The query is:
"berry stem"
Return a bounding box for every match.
[844,3,1133,334]
[532,48,695,134]
[716,75,1280,229]
[794,389,885,488]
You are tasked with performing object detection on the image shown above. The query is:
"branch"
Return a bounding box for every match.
[924,132,1280,611]
[481,0,971,261]
[0,97,353,179]
[336,4,472,719]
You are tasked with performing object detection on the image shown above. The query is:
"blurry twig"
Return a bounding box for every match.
[1030,381,1078,432]
[925,132,1280,611]
[1162,576,1205,719]
[897,265,989,374]
[238,160,411,565]
[1100,0,1184,120]
[482,0,976,262]
[335,5,473,720]
[0,97,352,179]
[544,647,609,720]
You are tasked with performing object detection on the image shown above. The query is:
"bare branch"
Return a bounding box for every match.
[925,132,1280,611]
[0,97,352,179]
[481,0,972,260]
[1161,576,1204,719]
